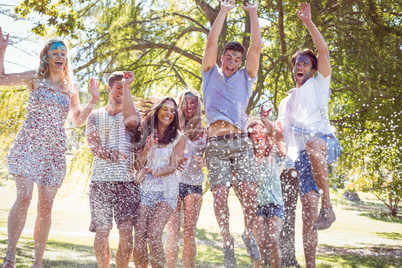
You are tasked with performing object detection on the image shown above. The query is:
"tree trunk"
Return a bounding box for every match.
[279,168,300,267]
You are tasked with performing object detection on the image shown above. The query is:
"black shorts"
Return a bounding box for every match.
[179,183,202,201]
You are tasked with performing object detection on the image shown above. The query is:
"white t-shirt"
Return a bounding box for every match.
[278,72,334,168]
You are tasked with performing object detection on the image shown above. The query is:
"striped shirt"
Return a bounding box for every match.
[86,107,138,182]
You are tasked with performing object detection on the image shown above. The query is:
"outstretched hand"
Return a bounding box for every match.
[260,105,272,121]
[0,27,9,53]
[89,77,100,102]
[221,0,236,11]
[297,2,311,23]
[242,2,258,13]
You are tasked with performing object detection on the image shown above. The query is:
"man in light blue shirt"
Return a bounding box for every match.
[201,0,261,266]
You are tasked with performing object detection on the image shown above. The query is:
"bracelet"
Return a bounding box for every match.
[108,150,113,160]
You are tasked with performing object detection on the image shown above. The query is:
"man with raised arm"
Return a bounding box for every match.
[86,71,140,268]
[201,0,262,266]
[276,3,341,267]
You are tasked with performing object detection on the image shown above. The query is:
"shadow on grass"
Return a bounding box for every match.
[318,254,402,268]
[376,232,402,241]
[317,244,402,268]
[340,197,401,224]
[1,238,97,268]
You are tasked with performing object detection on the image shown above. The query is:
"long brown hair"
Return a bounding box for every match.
[34,39,73,92]
[177,89,204,141]
[140,97,180,145]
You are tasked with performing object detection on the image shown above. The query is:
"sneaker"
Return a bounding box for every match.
[223,237,236,268]
[242,233,261,261]
[314,207,336,230]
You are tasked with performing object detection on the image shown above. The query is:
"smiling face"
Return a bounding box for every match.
[221,49,242,77]
[249,124,267,150]
[184,95,198,120]
[157,100,176,127]
[48,42,67,72]
[293,54,316,87]
[108,80,124,107]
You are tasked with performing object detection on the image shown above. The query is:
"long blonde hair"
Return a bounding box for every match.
[177,89,204,141]
[34,39,74,92]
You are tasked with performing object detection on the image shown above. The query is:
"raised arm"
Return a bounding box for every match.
[243,2,261,78]
[70,77,100,127]
[297,2,331,77]
[260,105,284,142]
[0,26,36,86]
[122,71,139,129]
[202,0,236,72]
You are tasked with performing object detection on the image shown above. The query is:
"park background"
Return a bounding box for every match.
[0,0,401,267]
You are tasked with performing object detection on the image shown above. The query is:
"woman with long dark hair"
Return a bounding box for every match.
[166,90,206,268]
[0,28,99,268]
[133,97,186,268]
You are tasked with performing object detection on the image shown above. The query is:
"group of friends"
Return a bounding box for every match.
[0,1,341,268]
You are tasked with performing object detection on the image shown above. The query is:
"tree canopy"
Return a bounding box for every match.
[1,0,401,214]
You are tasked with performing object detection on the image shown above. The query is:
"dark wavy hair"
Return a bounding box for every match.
[222,42,245,59]
[291,48,318,71]
[140,97,180,145]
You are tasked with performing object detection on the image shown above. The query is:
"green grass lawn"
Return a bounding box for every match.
[0,175,401,267]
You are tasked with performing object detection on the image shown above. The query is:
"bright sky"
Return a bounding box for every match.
[0,1,43,73]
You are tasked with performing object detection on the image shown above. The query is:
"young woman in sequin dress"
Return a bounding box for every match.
[0,27,99,268]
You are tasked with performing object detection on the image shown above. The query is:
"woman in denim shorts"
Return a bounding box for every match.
[166,90,207,268]
[133,97,186,268]
[248,113,286,268]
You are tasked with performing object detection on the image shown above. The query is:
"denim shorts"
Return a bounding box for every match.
[140,190,177,211]
[206,136,259,190]
[256,204,284,219]
[296,133,341,198]
[179,183,202,201]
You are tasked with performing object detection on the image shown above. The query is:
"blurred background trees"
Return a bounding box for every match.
[1,0,401,215]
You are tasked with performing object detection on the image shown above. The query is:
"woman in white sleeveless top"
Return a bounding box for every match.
[166,90,206,268]
[133,97,186,268]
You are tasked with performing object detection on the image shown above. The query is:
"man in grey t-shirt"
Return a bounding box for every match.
[201,0,262,266]
[86,71,140,268]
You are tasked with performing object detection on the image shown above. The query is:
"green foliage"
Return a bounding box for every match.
[0,88,29,175]
[3,0,402,202]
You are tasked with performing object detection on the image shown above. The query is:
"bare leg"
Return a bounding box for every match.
[241,182,258,239]
[212,185,232,246]
[32,185,59,268]
[166,197,181,268]
[116,220,134,268]
[253,216,266,268]
[267,216,283,268]
[301,191,319,268]
[147,202,173,268]
[4,176,34,265]
[133,204,151,268]
[182,193,202,268]
[94,226,112,268]
[305,138,330,209]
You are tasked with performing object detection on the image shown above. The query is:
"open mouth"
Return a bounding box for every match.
[55,61,63,68]
[226,66,234,74]
[297,71,304,78]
